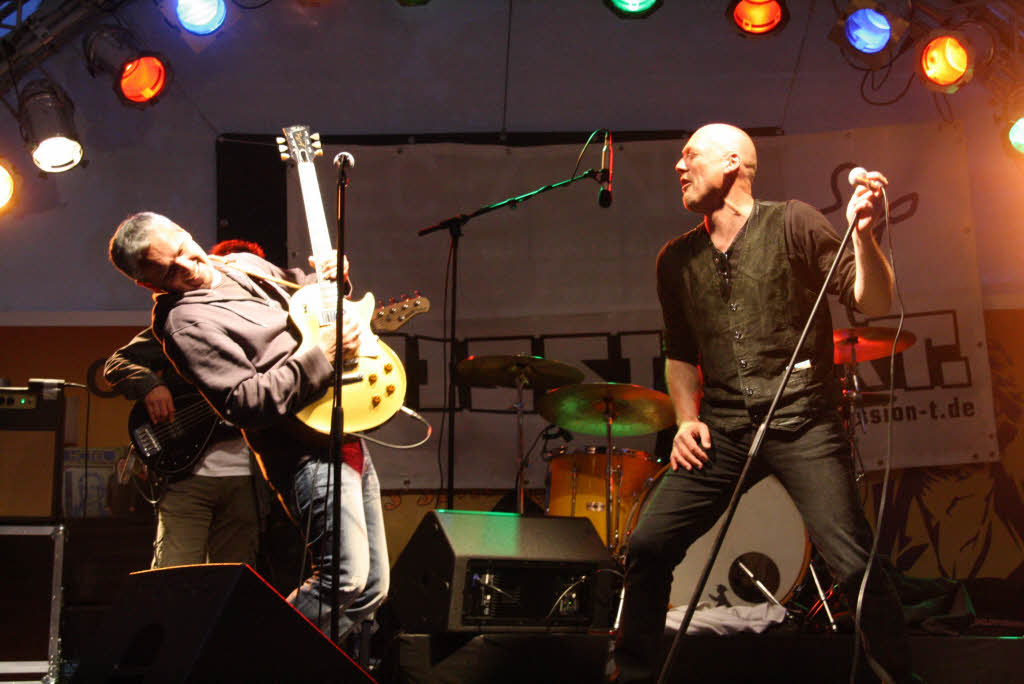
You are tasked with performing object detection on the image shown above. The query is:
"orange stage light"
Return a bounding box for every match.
[731,0,787,35]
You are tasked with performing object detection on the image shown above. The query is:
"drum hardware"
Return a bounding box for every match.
[835,325,916,484]
[538,383,674,551]
[455,354,584,515]
[832,326,916,366]
[807,559,838,632]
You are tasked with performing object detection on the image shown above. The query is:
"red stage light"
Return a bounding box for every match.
[120,56,168,104]
[731,0,786,35]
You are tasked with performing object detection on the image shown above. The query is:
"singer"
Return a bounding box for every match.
[613,124,916,683]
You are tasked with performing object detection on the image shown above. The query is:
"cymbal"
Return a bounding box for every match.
[455,354,584,391]
[841,390,894,407]
[537,382,675,437]
[833,327,916,365]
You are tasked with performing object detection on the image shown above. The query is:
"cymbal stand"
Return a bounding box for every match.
[603,398,615,551]
[514,370,528,515]
[807,558,838,632]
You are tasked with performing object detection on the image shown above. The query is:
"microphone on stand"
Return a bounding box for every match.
[847,166,881,189]
[598,130,613,208]
[334,151,355,169]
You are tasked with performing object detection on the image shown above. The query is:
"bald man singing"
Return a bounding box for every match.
[614,125,914,683]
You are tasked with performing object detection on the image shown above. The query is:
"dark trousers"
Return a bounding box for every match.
[616,416,910,683]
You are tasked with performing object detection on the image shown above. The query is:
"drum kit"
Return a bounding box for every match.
[453,326,916,612]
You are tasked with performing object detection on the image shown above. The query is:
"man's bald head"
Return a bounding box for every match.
[689,123,758,183]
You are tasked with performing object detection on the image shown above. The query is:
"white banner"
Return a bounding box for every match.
[285,121,996,488]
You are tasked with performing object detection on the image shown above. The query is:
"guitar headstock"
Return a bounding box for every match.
[372,292,431,332]
[277,124,323,165]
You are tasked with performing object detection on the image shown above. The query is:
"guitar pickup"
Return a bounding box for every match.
[341,372,364,384]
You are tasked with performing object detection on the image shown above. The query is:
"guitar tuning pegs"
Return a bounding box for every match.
[310,132,321,141]
[275,136,285,144]
[279,153,291,161]
[314,149,324,157]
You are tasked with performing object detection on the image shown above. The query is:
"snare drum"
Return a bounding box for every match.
[626,470,810,607]
[545,445,661,549]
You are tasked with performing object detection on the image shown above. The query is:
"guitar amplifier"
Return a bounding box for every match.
[0,381,65,521]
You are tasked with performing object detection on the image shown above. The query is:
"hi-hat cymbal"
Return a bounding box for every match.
[455,354,584,391]
[537,382,675,437]
[834,327,916,365]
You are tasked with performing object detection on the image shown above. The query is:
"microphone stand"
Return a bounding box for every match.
[656,213,860,684]
[417,168,602,509]
[329,153,353,645]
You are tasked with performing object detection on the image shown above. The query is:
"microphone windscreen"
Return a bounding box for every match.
[847,166,867,187]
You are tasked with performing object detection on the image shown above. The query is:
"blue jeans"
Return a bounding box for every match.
[616,416,910,683]
[285,442,389,640]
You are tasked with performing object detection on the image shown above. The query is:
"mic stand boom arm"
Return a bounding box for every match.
[417,167,602,509]
[656,213,860,684]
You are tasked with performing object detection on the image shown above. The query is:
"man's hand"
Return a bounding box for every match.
[309,252,349,284]
[143,385,175,424]
[670,419,711,471]
[317,312,362,366]
[340,309,361,361]
[846,170,888,234]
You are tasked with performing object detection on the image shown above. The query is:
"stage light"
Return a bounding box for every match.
[17,79,83,173]
[84,26,170,108]
[1000,88,1024,156]
[176,0,226,35]
[728,0,788,36]
[828,1,909,69]
[845,8,890,53]
[917,30,973,93]
[604,0,662,19]
[0,161,16,211]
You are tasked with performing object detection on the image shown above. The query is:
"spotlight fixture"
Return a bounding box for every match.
[915,23,994,95]
[828,0,910,69]
[999,88,1024,155]
[603,0,662,19]
[728,0,788,36]
[176,0,227,36]
[17,79,83,173]
[84,26,170,108]
[0,159,17,211]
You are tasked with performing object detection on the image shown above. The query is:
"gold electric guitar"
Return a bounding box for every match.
[278,124,426,433]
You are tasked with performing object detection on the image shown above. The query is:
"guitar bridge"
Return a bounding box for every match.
[341,372,364,384]
[133,425,161,459]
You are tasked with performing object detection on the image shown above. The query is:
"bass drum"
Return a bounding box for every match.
[625,469,811,608]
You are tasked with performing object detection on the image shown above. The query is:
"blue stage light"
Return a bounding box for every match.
[176,0,227,36]
[845,8,891,54]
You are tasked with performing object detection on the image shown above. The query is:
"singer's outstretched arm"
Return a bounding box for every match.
[846,170,894,316]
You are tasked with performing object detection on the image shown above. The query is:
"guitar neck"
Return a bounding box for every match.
[295,161,334,277]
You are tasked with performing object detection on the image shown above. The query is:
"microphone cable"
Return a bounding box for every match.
[849,184,906,684]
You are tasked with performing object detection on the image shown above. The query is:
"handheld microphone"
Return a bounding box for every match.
[847,166,880,190]
[598,131,613,208]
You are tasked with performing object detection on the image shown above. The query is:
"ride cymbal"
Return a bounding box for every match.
[455,354,584,391]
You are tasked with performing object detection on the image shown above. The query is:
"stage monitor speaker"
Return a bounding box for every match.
[390,510,616,634]
[71,563,375,684]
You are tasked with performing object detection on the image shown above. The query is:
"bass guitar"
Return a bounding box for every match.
[128,294,429,475]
